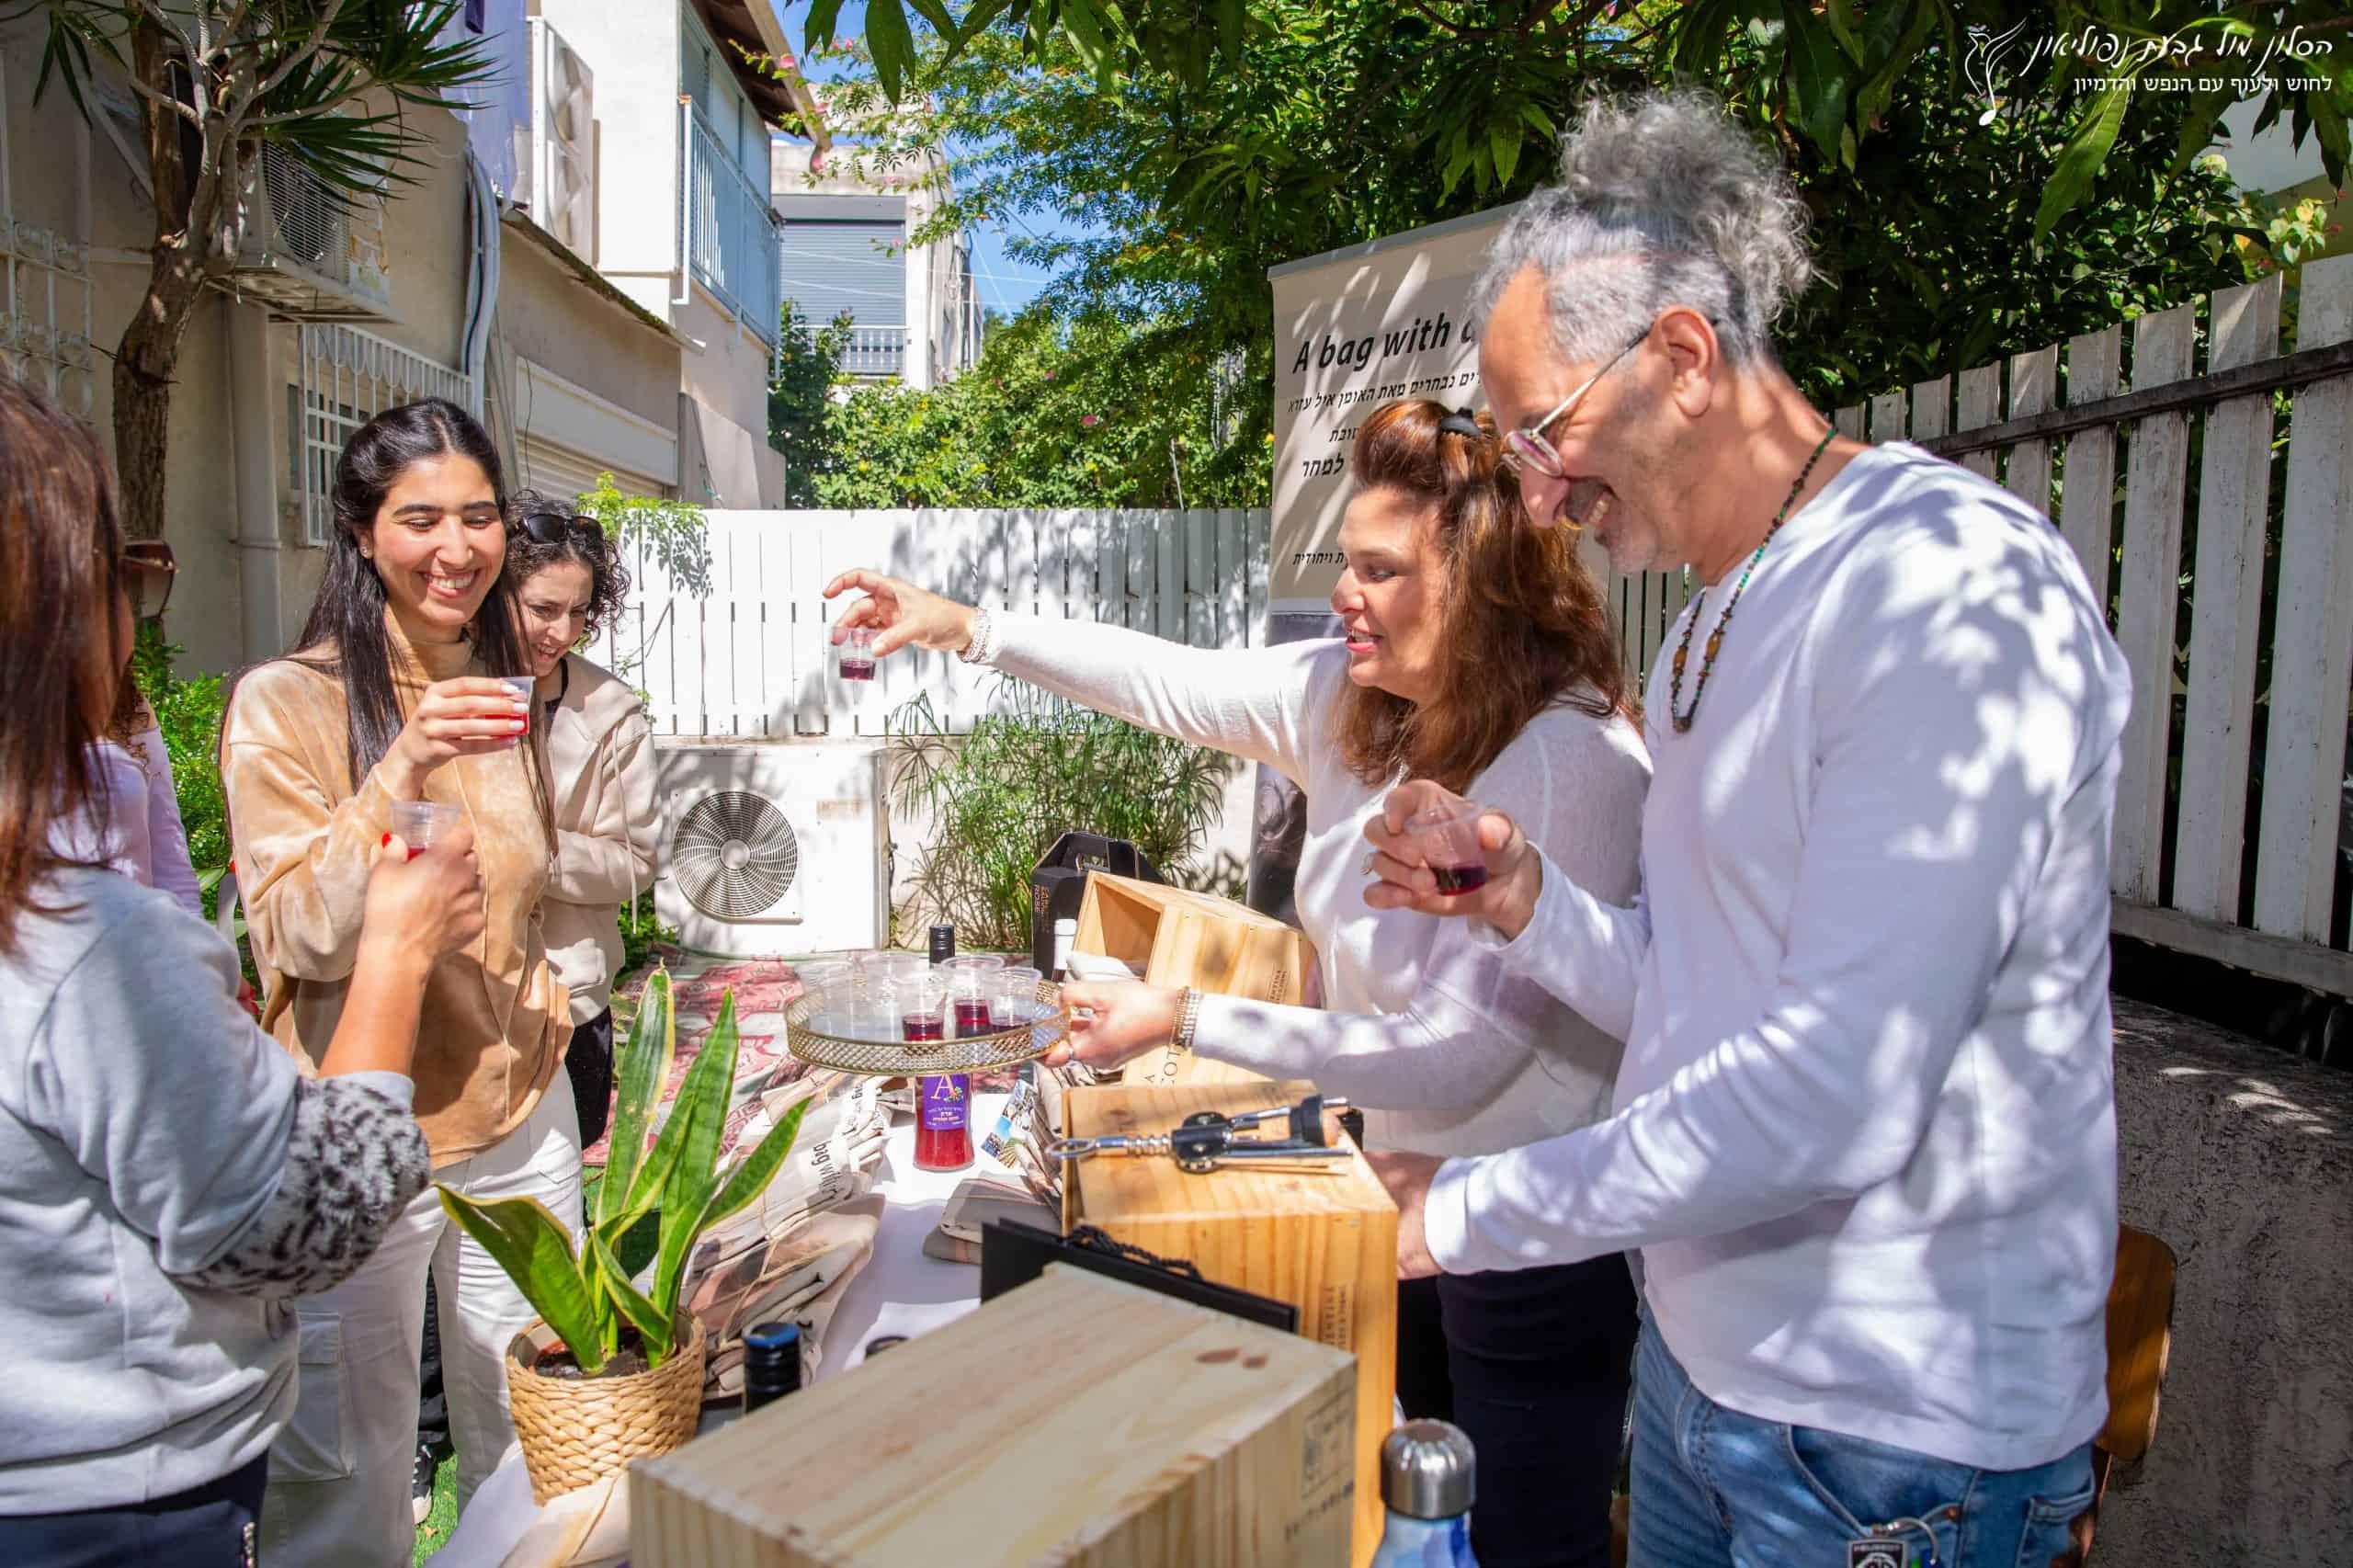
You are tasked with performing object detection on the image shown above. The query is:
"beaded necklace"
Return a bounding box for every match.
[1666,425,1836,735]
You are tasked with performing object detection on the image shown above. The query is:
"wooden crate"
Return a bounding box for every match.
[631,1265,1357,1567]
[1063,1079,1397,1567]
[1072,872,1315,1087]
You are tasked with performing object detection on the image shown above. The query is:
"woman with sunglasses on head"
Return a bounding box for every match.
[825,400,1651,1568]
[505,491,658,1150]
[220,400,579,1567]
[0,378,486,1565]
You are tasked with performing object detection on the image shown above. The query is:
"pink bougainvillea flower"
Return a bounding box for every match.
[1043,370,1055,380]
[1081,415,1099,426]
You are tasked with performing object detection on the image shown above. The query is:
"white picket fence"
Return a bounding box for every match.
[602,507,1269,737]
[1812,256,2353,999]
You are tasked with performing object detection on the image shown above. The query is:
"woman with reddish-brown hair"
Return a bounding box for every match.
[824,397,1650,1567]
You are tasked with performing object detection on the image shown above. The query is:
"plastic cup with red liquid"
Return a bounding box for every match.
[389,801,464,861]
[1407,799,1490,896]
[837,625,877,683]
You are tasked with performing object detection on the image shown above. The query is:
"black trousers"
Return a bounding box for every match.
[1394,1252,1638,1568]
[565,1006,616,1151]
[0,1451,266,1566]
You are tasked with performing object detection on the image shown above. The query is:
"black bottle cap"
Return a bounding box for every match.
[928,924,956,964]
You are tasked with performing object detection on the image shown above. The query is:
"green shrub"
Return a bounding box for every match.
[886,680,1237,950]
[131,626,229,911]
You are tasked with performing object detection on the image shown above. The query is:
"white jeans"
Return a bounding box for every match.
[262,1075,582,1568]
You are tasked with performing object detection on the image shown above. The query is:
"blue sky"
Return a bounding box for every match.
[776,0,1062,314]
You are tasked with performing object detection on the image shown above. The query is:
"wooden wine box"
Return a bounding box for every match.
[1072,871,1315,1088]
[630,1264,1357,1567]
[1062,1079,1398,1568]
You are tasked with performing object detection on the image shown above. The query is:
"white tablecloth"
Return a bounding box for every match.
[434,1095,1002,1567]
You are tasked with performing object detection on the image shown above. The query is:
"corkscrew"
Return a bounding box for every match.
[1048,1094,1353,1174]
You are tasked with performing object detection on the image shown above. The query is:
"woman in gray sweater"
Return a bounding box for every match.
[0,378,486,1564]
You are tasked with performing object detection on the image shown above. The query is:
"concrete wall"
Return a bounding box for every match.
[537,0,682,310]
[497,233,677,436]
[676,282,785,505]
[539,0,784,506]
[2105,998,2353,1565]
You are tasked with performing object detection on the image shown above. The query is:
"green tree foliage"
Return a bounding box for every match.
[769,305,858,506]
[807,10,2304,440]
[817,0,2348,244]
[803,308,1265,508]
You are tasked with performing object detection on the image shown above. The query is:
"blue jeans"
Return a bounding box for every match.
[1628,1312,2095,1568]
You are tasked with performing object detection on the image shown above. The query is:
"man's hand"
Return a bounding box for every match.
[1365,1150,1447,1280]
[1363,779,1543,941]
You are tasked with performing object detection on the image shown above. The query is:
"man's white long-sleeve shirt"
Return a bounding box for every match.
[1424,442,2132,1471]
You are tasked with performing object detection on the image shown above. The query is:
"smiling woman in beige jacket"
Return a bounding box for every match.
[507,493,659,1149]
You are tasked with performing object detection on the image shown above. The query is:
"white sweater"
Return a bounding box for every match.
[987,613,1650,1160]
[1424,443,2133,1471]
[51,728,204,917]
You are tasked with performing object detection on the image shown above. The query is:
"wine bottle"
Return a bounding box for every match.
[741,1321,802,1417]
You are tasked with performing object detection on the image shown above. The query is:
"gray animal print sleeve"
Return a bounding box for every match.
[175,1076,430,1299]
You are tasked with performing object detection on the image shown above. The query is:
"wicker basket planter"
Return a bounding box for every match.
[506,1315,707,1503]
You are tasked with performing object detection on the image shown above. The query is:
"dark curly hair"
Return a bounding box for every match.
[505,490,632,641]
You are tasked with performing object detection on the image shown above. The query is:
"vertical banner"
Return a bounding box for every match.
[1247,206,1518,921]
[1267,205,1521,616]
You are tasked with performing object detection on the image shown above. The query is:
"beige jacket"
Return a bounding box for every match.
[222,617,570,1166]
[540,654,659,1024]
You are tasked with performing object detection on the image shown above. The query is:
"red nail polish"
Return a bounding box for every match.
[381,833,392,847]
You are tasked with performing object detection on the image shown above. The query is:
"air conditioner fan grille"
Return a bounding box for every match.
[672,790,800,920]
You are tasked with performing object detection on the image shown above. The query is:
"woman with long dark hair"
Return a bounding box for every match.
[222,399,577,1566]
[505,490,657,1150]
[825,399,1651,1568]
[0,378,483,1563]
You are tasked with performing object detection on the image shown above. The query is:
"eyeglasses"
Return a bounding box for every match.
[119,540,177,620]
[517,512,604,547]
[1499,328,1651,481]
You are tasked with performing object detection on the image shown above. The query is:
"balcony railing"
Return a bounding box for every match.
[842,324,909,379]
[684,113,782,348]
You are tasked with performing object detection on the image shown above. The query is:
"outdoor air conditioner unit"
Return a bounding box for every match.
[529,18,597,263]
[654,739,888,958]
[231,143,392,320]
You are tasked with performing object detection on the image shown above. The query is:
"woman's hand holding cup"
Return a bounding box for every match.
[362,820,487,971]
[1363,779,1543,940]
[1040,981,1184,1071]
[381,676,531,799]
[821,570,979,659]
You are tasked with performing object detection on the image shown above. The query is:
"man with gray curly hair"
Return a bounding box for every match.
[1363,92,2132,1568]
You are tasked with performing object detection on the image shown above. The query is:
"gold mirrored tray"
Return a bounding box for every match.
[784,978,1071,1076]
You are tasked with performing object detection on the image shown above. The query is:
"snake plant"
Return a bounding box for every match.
[438,968,805,1374]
